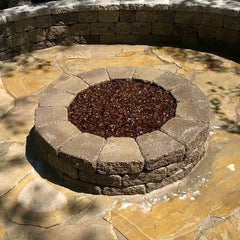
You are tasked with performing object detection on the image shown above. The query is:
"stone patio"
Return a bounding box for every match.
[0,44,240,239]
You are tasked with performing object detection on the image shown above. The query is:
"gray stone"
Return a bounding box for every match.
[54,12,79,25]
[224,16,240,31]
[161,118,209,153]
[216,28,240,43]
[102,185,146,195]
[59,133,105,172]
[185,146,205,165]
[167,161,185,175]
[198,25,216,39]
[99,11,119,22]
[47,26,70,40]
[53,76,89,95]
[154,71,190,90]
[171,83,208,102]
[35,106,68,127]
[201,13,223,27]
[9,32,29,47]
[131,22,151,34]
[39,89,75,107]
[78,68,109,86]
[107,66,136,80]
[14,18,36,33]
[176,101,210,123]
[98,137,144,174]
[100,33,116,43]
[35,15,53,28]
[29,29,46,43]
[116,33,135,43]
[133,66,163,82]
[120,10,136,21]
[115,22,131,33]
[152,22,173,36]
[78,11,99,22]
[70,23,90,36]
[173,23,199,37]
[136,10,157,22]
[122,167,167,187]
[136,131,185,171]
[158,10,175,22]
[91,22,115,34]
[175,11,202,24]
[0,38,9,51]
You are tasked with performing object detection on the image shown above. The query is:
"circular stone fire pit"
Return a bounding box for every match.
[35,66,210,195]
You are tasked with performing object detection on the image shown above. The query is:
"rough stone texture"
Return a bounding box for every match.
[131,22,151,34]
[136,10,157,22]
[14,18,36,33]
[107,66,136,80]
[158,10,175,22]
[78,11,99,22]
[136,131,185,170]
[161,117,209,153]
[173,23,199,38]
[102,185,146,195]
[78,68,109,85]
[120,10,136,22]
[8,32,29,47]
[91,22,115,34]
[29,29,46,43]
[35,106,68,127]
[59,133,105,172]
[166,161,185,175]
[47,26,70,40]
[35,15,53,28]
[99,11,119,22]
[152,22,173,36]
[54,12,79,26]
[201,13,223,27]
[115,22,131,33]
[98,138,144,174]
[175,11,202,24]
[70,23,90,36]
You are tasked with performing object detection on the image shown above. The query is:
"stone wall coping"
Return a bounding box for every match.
[0,0,239,24]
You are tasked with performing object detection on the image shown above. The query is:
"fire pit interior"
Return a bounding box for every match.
[35,66,210,195]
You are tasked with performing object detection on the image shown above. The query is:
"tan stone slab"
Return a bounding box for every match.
[59,133,105,172]
[136,131,185,171]
[98,137,144,174]
[133,66,163,82]
[52,76,89,95]
[107,66,136,80]
[78,68,110,86]
[0,82,14,117]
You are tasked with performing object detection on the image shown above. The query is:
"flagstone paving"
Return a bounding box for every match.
[0,44,240,239]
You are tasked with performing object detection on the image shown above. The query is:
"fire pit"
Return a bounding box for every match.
[35,66,210,195]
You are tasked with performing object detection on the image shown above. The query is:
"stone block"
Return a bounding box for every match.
[100,33,116,43]
[136,10,157,22]
[34,40,55,50]
[115,22,131,33]
[131,22,151,34]
[54,12,78,25]
[78,68,109,86]
[167,161,185,175]
[116,33,135,43]
[158,10,175,23]
[91,22,114,34]
[199,25,216,39]
[0,38,9,51]
[152,22,173,36]
[201,13,223,27]
[78,11,99,22]
[47,26,70,40]
[59,133,105,172]
[35,15,53,28]
[107,66,136,80]
[80,35,100,44]
[70,23,90,36]
[173,23,198,37]
[35,106,68,127]
[224,16,240,31]
[15,18,35,33]
[136,131,185,171]
[39,89,75,107]
[185,146,205,165]
[171,83,208,102]
[9,32,29,47]
[29,29,46,43]
[53,76,89,95]
[99,11,119,22]
[161,118,209,153]
[120,10,136,21]
[154,71,190,90]
[98,138,144,174]
[175,11,202,24]
[176,101,210,123]
[133,66,163,82]
[122,167,167,187]
[102,185,146,195]
[216,28,240,43]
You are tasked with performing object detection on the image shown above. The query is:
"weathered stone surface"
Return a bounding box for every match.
[91,22,114,34]
[14,18,35,33]
[29,29,46,43]
[78,68,109,85]
[59,133,105,172]
[70,23,90,36]
[99,11,119,22]
[216,28,240,43]
[158,10,175,22]
[198,25,216,39]
[173,23,198,37]
[78,11,99,22]
[133,66,163,82]
[35,15,53,28]
[0,37,9,51]
[39,88,74,107]
[123,167,167,187]
[115,22,131,33]
[152,22,173,36]
[136,10,157,22]
[103,185,146,195]
[131,22,151,34]
[36,121,79,154]
[161,118,209,153]
[176,101,210,122]
[47,26,70,40]
[136,131,185,171]
[120,10,136,21]
[171,83,208,102]
[9,32,29,47]
[35,106,68,127]
[98,138,144,174]
[167,161,185,175]
[175,11,202,24]
[0,79,14,116]
[224,16,240,31]
[107,66,135,80]
[53,76,89,95]
[201,13,223,27]
[54,12,78,25]
[154,71,190,90]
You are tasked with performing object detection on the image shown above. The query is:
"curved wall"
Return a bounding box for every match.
[0,0,240,61]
